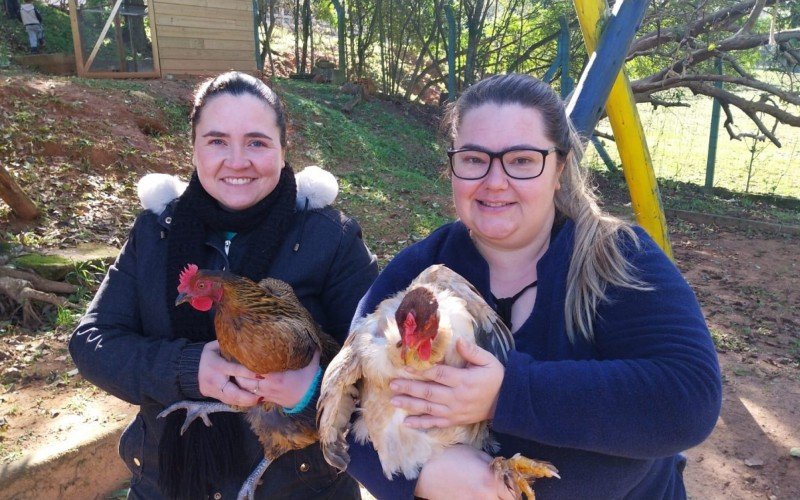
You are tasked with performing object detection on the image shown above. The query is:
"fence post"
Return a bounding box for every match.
[705,57,723,194]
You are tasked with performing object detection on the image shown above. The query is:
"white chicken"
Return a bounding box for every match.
[317,264,559,498]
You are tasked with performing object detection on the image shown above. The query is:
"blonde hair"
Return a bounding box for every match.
[442,74,650,343]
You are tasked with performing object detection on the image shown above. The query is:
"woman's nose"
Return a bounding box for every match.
[484,157,509,188]
[226,146,250,169]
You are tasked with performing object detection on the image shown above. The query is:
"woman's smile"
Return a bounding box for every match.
[222,177,255,185]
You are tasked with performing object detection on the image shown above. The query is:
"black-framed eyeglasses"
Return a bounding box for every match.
[447,146,563,180]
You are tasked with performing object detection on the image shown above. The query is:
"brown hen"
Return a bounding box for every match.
[159,264,340,500]
[318,264,559,499]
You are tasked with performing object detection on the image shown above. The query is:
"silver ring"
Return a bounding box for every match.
[221,380,231,393]
[252,380,260,394]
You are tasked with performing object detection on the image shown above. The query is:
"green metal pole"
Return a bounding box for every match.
[705,57,723,194]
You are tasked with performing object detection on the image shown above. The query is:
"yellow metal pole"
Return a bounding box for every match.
[572,0,673,258]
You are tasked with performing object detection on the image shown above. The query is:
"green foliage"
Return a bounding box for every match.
[38,3,73,54]
[54,306,79,328]
[158,99,191,135]
[0,10,28,55]
[277,78,450,263]
[67,260,110,291]
[0,3,73,56]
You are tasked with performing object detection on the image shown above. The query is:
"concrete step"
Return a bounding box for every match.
[0,418,129,499]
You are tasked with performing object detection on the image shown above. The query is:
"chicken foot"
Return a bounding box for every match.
[158,401,274,500]
[157,401,242,434]
[237,456,272,500]
[490,452,560,500]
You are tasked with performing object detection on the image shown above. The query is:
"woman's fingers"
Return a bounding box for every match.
[234,375,265,395]
[220,377,263,406]
[390,377,447,401]
[391,392,448,416]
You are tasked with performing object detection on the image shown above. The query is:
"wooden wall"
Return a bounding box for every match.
[153,0,257,76]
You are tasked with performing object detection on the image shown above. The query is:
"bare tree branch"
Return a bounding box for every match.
[719,101,769,142]
[629,0,778,57]
[633,74,800,106]
[685,82,797,145]
[642,29,800,85]
[733,0,766,37]
[592,130,615,141]
[635,94,692,108]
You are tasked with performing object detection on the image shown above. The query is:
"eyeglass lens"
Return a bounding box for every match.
[451,149,546,179]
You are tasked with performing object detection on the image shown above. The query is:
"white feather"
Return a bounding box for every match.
[137,173,187,215]
[296,165,338,210]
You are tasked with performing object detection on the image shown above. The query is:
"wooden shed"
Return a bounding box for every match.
[67,0,258,78]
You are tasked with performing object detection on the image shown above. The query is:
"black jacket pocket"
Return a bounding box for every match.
[118,413,146,485]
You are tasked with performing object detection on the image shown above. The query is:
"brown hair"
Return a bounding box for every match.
[190,71,287,147]
[443,73,649,343]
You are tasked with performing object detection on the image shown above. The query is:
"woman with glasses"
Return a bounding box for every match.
[342,73,721,499]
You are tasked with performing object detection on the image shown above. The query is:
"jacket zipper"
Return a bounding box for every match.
[224,239,232,256]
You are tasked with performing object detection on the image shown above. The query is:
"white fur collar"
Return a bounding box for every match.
[137,165,339,215]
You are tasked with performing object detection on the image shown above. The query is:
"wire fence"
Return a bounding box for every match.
[587,95,800,199]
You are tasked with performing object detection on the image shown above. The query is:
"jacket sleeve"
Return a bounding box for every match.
[319,216,378,344]
[36,7,42,23]
[492,229,722,459]
[69,217,204,407]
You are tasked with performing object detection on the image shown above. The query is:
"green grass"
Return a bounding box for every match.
[38,3,74,54]
[587,88,800,198]
[0,3,73,56]
[276,78,451,263]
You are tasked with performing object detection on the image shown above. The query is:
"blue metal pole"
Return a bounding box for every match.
[567,0,651,136]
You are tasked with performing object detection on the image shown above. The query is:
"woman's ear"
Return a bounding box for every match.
[555,157,567,191]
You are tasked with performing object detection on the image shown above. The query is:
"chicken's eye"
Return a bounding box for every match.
[198,282,205,289]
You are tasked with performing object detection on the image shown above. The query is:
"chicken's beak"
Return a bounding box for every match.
[175,293,189,306]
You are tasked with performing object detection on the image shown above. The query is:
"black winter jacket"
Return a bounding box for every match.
[70,172,377,499]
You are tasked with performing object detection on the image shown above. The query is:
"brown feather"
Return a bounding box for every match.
[180,269,339,461]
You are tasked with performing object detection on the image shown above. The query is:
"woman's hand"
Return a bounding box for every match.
[389,338,505,429]
[236,349,321,408]
[198,340,261,407]
[415,445,515,500]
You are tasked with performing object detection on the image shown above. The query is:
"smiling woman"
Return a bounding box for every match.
[343,73,722,500]
[68,71,377,499]
[192,93,285,211]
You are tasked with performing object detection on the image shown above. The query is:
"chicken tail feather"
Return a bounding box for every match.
[321,437,350,471]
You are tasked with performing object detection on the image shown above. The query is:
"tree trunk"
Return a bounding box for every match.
[293,0,300,74]
[0,164,38,220]
[300,0,311,75]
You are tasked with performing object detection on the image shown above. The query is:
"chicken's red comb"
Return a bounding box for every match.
[178,264,199,293]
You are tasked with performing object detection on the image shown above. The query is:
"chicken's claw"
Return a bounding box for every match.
[238,456,271,500]
[157,400,241,435]
[490,453,559,500]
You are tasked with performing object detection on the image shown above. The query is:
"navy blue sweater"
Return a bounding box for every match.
[345,219,721,499]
